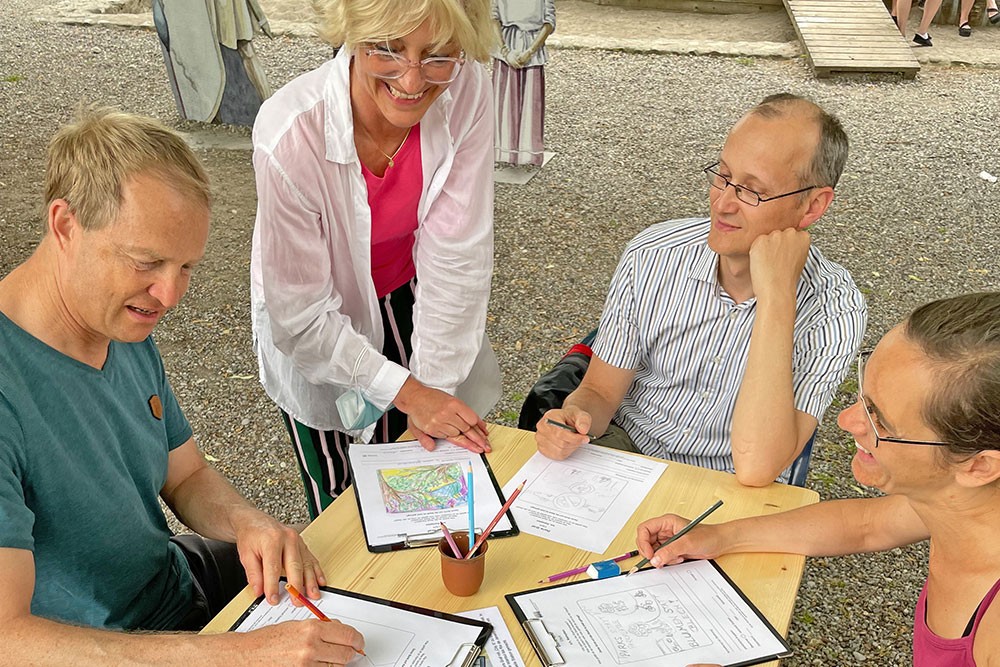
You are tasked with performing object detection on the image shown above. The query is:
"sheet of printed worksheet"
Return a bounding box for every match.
[502,444,666,553]
[233,587,489,666]
[457,606,527,667]
[508,560,790,667]
[349,440,513,550]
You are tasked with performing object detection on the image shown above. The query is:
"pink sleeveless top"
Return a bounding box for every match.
[362,123,422,298]
[913,576,1000,667]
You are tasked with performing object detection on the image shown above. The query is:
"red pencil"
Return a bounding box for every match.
[284,583,366,656]
[465,480,526,559]
[439,522,464,558]
[285,582,331,621]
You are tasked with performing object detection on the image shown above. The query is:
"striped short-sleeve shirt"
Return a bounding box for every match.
[593,217,866,477]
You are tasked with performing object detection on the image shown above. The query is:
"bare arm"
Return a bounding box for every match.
[730,228,814,486]
[0,547,364,666]
[535,356,636,460]
[636,494,929,566]
[161,439,324,605]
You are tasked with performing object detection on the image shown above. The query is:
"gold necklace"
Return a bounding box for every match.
[357,122,411,169]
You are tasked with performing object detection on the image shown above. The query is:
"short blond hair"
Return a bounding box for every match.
[314,0,495,63]
[44,105,211,231]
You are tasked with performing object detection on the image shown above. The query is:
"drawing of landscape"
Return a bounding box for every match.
[578,584,712,663]
[377,463,467,513]
[521,463,626,521]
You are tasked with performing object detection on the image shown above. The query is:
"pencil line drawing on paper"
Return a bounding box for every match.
[577,584,712,663]
[329,615,414,665]
[377,463,467,513]
[520,463,626,521]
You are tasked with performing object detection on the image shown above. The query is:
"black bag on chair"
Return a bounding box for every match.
[517,330,597,431]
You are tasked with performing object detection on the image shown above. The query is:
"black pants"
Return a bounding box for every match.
[169,534,247,631]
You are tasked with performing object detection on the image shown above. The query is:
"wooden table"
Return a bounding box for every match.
[204,424,818,666]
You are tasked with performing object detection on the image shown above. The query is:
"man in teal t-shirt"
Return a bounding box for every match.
[0,108,365,663]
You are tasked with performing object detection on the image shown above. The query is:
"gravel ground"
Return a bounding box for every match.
[1,0,999,664]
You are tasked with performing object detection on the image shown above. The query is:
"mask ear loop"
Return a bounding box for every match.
[350,347,369,393]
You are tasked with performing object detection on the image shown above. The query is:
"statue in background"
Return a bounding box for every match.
[492,0,555,167]
[153,0,273,126]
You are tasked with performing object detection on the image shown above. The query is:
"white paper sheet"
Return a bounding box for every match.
[509,561,789,667]
[233,587,487,666]
[457,606,527,667]
[502,444,666,553]
[349,440,513,549]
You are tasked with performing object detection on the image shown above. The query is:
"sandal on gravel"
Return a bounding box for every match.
[913,33,933,46]
[959,22,972,37]
[988,7,1000,24]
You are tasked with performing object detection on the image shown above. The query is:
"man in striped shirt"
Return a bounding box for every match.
[535,93,866,486]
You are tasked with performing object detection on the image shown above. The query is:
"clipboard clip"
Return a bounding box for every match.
[445,642,482,667]
[523,618,565,666]
[402,529,482,549]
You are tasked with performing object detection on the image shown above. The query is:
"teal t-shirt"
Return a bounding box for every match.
[0,312,194,630]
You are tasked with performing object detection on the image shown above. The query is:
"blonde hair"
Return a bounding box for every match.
[314,0,495,63]
[45,105,211,231]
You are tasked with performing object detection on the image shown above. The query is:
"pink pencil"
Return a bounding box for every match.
[465,480,526,559]
[439,522,464,558]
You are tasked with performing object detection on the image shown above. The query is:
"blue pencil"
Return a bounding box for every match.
[466,461,475,545]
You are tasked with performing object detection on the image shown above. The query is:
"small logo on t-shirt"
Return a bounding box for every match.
[148,395,163,420]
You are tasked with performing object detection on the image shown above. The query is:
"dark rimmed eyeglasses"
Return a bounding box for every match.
[856,349,950,448]
[703,162,817,207]
[362,43,465,85]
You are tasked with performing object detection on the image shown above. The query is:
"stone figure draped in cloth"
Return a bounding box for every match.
[492,0,555,166]
[154,0,273,126]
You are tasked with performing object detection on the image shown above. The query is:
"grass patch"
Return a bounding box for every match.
[2,74,25,83]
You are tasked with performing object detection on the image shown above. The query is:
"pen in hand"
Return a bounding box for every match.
[284,583,366,656]
[627,499,724,575]
[545,418,595,441]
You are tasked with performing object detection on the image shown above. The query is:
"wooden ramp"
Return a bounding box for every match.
[782,0,920,78]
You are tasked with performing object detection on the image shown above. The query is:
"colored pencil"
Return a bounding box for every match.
[440,522,464,559]
[626,499,724,575]
[466,461,475,552]
[538,550,640,583]
[284,583,366,656]
[545,418,595,441]
[284,582,331,621]
[465,479,526,559]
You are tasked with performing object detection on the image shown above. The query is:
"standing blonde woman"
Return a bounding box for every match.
[251,0,501,518]
[636,292,1000,667]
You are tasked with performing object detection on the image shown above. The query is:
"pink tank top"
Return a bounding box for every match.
[362,123,422,298]
[913,576,1000,666]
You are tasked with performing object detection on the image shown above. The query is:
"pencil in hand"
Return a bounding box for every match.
[627,499,724,575]
[284,583,366,656]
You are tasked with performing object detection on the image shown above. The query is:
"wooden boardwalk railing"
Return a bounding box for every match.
[782,0,920,78]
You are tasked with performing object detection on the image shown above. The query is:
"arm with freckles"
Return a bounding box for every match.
[0,547,364,666]
[636,494,929,567]
[161,438,325,606]
[730,228,815,486]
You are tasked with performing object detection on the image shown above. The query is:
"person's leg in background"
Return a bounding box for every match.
[958,0,976,35]
[914,0,944,43]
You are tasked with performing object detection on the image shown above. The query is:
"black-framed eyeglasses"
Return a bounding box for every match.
[856,349,950,448]
[362,43,465,85]
[703,162,818,207]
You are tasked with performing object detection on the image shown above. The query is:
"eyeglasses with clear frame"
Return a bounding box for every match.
[856,349,950,448]
[703,162,818,207]
[362,43,466,85]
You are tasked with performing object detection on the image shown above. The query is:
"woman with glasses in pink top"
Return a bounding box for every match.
[636,292,1000,667]
[250,0,501,518]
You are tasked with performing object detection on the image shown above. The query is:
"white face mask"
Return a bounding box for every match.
[335,348,388,430]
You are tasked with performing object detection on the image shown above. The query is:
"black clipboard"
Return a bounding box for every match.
[231,579,492,667]
[506,560,792,667]
[347,442,519,552]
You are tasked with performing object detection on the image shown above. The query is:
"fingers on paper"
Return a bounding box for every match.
[636,514,689,565]
[535,409,590,460]
[304,619,366,665]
